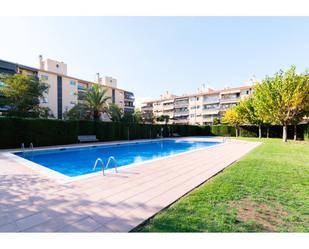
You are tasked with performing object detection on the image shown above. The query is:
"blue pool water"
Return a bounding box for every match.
[15,140,219,177]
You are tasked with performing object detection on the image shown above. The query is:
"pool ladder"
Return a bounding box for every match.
[93,156,118,176]
[222,136,231,143]
[21,142,34,153]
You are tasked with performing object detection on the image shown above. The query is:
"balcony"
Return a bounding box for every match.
[219,97,241,104]
[124,91,135,101]
[174,108,189,116]
[220,93,240,100]
[173,118,189,124]
[203,116,214,122]
[141,106,153,111]
[220,103,237,110]
[78,85,88,91]
[202,109,220,115]
[163,104,174,111]
[174,102,189,108]
[203,96,220,103]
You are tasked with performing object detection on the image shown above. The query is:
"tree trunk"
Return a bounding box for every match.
[283,124,288,142]
[258,125,262,139]
[266,127,269,139]
[93,110,100,121]
[235,127,238,137]
[294,125,297,141]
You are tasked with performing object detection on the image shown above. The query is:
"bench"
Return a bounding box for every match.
[77,135,99,143]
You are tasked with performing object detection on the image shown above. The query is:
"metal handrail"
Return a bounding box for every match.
[21,143,25,153]
[30,143,34,152]
[93,158,105,175]
[106,156,118,173]
[222,136,231,143]
[93,156,118,176]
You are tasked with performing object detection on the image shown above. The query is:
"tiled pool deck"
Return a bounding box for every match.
[0,138,260,232]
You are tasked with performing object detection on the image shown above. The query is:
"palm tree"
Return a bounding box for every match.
[107,103,123,122]
[84,84,110,121]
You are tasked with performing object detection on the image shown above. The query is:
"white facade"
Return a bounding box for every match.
[142,85,254,125]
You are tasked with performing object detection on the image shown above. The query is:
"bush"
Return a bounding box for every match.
[0,117,212,149]
[0,117,307,149]
[304,123,309,141]
[210,125,236,136]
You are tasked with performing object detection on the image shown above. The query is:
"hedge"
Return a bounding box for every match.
[0,117,308,149]
[0,117,211,149]
[304,124,309,141]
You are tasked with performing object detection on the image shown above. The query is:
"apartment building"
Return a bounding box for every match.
[141,84,253,125]
[0,56,135,119]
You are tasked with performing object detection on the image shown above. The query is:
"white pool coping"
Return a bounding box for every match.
[2,137,228,184]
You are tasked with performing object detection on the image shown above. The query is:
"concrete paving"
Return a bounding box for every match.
[0,138,260,232]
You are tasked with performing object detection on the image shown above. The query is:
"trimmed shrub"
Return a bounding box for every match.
[210,125,236,136]
[239,126,258,137]
[0,117,307,149]
[304,123,309,141]
[0,117,213,148]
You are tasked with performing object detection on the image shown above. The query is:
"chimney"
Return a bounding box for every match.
[39,55,44,69]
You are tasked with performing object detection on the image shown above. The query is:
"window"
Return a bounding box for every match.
[70,80,76,86]
[41,75,48,80]
[190,114,195,118]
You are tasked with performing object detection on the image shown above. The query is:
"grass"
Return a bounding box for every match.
[134,138,309,232]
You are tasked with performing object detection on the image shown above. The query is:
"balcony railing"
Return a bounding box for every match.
[174,102,189,107]
[174,109,189,114]
[220,96,240,102]
[203,98,220,103]
[203,117,214,122]
[141,106,153,111]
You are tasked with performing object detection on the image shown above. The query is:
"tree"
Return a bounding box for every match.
[63,103,90,120]
[141,111,155,124]
[156,115,170,124]
[253,66,309,142]
[107,103,123,122]
[0,74,49,117]
[237,97,265,139]
[212,117,220,125]
[222,106,242,137]
[133,108,143,123]
[84,84,110,121]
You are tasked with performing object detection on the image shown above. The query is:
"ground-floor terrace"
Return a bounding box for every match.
[0,138,260,232]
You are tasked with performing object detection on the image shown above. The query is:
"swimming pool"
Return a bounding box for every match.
[14,139,220,177]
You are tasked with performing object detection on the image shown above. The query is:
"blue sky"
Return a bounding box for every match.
[1,17,309,106]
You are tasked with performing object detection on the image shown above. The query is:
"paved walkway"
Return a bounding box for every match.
[0,139,260,232]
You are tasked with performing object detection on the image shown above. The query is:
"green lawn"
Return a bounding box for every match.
[134,138,309,232]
